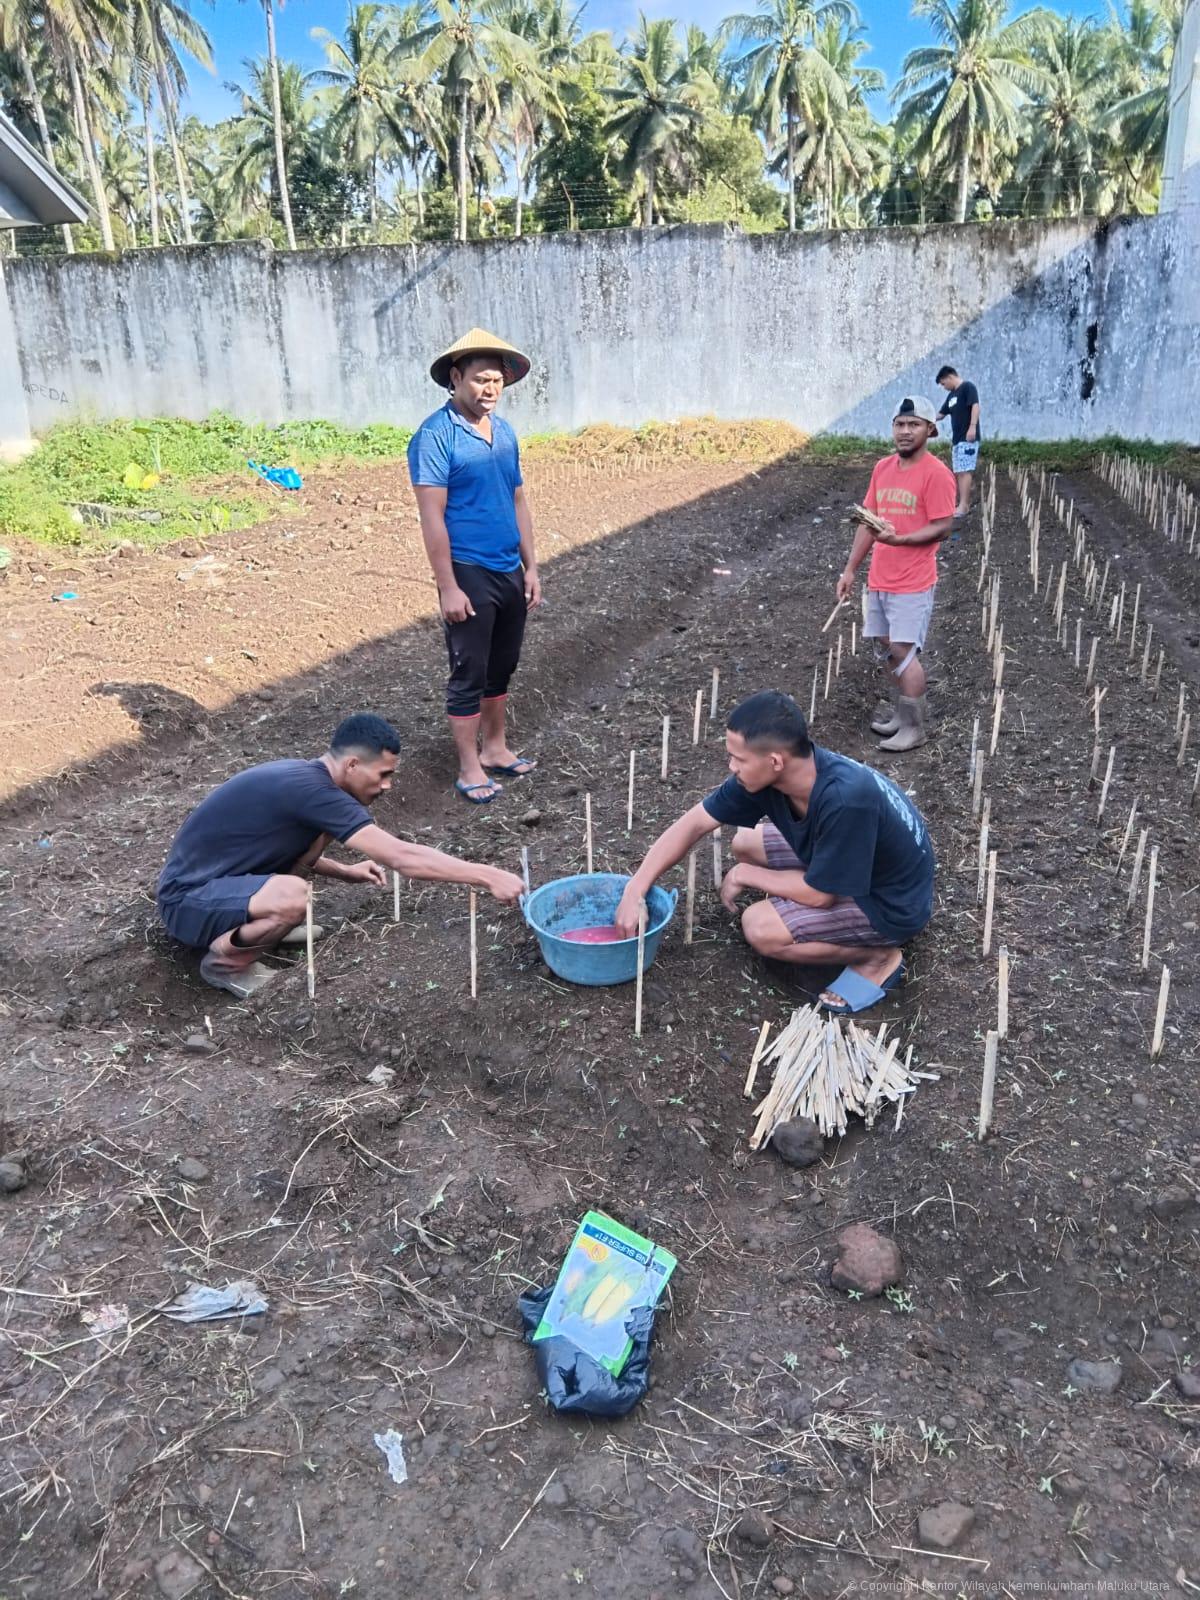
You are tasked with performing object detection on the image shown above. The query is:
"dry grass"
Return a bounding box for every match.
[524,416,810,466]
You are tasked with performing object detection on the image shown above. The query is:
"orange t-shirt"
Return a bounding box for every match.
[863,452,957,594]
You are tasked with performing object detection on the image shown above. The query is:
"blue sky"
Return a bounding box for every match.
[186,0,1107,123]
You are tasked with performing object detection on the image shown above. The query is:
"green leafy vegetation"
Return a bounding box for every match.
[0,415,413,550]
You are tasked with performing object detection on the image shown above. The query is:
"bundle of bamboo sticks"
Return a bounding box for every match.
[849,503,892,536]
[748,1004,934,1147]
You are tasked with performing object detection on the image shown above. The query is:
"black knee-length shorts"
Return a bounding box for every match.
[444,561,527,717]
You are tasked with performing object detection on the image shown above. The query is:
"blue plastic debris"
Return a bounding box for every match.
[247,460,302,491]
[52,591,79,602]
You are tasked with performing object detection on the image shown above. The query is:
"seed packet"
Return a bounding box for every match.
[532,1210,677,1376]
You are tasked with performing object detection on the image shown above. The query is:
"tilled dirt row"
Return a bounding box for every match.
[0,458,1197,1600]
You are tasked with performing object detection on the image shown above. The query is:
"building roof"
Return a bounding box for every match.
[0,110,89,229]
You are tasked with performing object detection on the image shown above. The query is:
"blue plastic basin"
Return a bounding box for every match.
[522,874,678,987]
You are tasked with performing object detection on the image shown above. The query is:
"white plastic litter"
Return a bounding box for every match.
[366,1065,396,1087]
[159,1279,268,1322]
[373,1429,409,1485]
[82,1302,130,1336]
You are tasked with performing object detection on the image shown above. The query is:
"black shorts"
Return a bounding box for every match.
[444,562,527,717]
[158,875,271,949]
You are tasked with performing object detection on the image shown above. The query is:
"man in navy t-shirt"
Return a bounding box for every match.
[158,712,525,1000]
[408,328,542,807]
[614,691,935,1014]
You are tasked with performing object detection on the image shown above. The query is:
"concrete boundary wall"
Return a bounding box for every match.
[5,214,1198,445]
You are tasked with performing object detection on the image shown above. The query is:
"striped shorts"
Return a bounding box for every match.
[761,823,890,948]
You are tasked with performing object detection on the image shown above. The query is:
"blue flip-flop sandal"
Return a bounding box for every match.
[455,779,502,805]
[482,755,537,777]
[820,961,906,1016]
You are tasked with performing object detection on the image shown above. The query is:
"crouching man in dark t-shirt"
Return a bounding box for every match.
[614,691,934,1014]
[158,712,525,999]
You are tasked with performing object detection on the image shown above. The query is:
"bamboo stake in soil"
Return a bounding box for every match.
[1141,625,1153,684]
[982,850,998,955]
[712,830,722,888]
[584,793,593,874]
[1153,649,1164,700]
[1074,616,1081,669]
[1141,846,1158,970]
[1085,637,1099,689]
[809,663,818,724]
[634,901,647,1038]
[1097,745,1116,821]
[469,889,478,999]
[972,754,985,820]
[660,716,669,780]
[710,667,719,718]
[1127,584,1141,659]
[1114,797,1139,872]
[1151,965,1170,1059]
[851,620,857,656]
[393,870,400,923]
[1176,683,1187,737]
[1126,827,1148,914]
[692,689,703,746]
[684,848,696,945]
[626,750,635,831]
[998,946,1009,1039]
[521,847,531,896]
[979,857,998,953]
[823,647,833,700]
[1178,713,1191,769]
[743,1020,771,1099]
[305,885,315,999]
[976,817,989,906]
[820,597,847,633]
[989,691,1003,758]
[978,1030,998,1140]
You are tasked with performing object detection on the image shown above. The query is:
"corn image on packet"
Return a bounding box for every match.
[533,1210,677,1375]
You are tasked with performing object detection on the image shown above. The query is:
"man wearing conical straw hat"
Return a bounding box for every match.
[408,328,542,804]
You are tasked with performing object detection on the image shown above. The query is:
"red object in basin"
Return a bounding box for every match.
[559,925,623,944]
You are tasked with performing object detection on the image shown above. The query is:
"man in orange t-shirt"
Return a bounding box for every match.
[836,396,956,752]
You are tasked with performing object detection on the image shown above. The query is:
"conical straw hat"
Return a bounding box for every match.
[429,327,531,389]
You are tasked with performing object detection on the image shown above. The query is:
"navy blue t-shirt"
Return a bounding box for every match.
[407,400,523,572]
[702,746,934,943]
[158,759,372,902]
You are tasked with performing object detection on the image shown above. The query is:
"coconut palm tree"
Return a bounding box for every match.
[490,0,570,235]
[1014,15,1110,218]
[603,15,714,226]
[1102,0,1182,203]
[781,18,883,225]
[0,0,77,248]
[128,0,212,246]
[720,0,856,232]
[225,57,316,239]
[893,0,1050,225]
[393,0,540,242]
[238,0,297,248]
[310,3,413,232]
[35,0,125,249]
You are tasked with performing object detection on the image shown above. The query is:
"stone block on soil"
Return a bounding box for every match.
[1066,1358,1123,1394]
[155,1548,205,1599]
[917,1501,976,1550]
[1151,1185,1193,1221]
[734,1510,773,1547]
[0,1160,27,1193]
[830,1223,903,1297]
[771,1118,824,1168]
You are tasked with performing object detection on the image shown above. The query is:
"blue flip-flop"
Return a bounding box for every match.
[455,779,502,805]
[482,755,537,777]
[820,961,906,1016]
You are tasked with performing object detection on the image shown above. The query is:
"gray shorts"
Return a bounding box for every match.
[865,586,936,651]
[952,441,980,473]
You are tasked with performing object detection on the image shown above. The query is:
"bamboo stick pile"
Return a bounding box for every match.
[748,1004,934,1147]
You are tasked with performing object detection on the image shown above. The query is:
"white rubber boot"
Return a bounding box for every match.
[878,695,928,752]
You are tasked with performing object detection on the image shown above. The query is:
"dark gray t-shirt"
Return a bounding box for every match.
[158,759,371,901]
[701,746,935,943]
[940,381,981,444]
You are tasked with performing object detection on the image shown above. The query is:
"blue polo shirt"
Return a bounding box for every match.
[407,401,523,572]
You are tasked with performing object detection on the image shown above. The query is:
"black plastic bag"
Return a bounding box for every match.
[517,1284,657,1418]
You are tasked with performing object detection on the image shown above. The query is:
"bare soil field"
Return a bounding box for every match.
[1,450,1198,1600]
